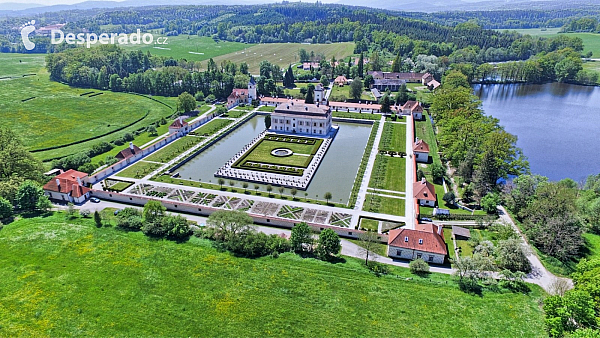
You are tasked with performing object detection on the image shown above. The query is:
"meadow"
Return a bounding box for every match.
[0,212,547,337]
[505,28,600,58]
[210,42,355,73]
[0,53,174,161]
[119,35,253,62]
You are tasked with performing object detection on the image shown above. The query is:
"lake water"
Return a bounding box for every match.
[177,115,372,203]
[474,83,600,182]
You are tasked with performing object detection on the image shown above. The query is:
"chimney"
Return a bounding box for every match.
[56,178,60,187]
[316,102,319,107]
[179,116,183,124]
[437,225,443,235]
[76,176,83,186]
[129,142,134,150]
[421,178,426,183]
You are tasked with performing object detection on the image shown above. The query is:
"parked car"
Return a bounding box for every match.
[421,217,433,222]
[90,197,100,203]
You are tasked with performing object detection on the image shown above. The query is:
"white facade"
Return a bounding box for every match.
[415,151,428,163]
[418,198,436,207]
[45,191,90,204]
[387,246,445,264]
[248,79,257,103]
[314,85,325,104]
[270,114,331,136]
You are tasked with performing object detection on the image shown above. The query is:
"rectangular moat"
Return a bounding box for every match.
[173,115,372,203]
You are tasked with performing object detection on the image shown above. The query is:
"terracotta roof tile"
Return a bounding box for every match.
[413,179,436,201]
[413,139,430,153]
[388,224,447,256]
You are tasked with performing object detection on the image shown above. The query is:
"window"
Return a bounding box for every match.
[198,208,202,211]
[416,253,422,259]
[418,239,423,245]
[314,123,317,126]
[320,123,323,127]
[267,219,270,223]
[428,255,434,262]
[404,236,409,242]
[348,232,352,235]
[396,249,402,256]
[129,198,132,201]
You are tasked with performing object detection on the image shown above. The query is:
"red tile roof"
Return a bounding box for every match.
[413,139,430,153]
[334,75,348,84]
[115,144,142,161]
[402,100,423,113]
[388,223,447,256]
[329,101,382,110]
[43,170,91,198]
[413,178,436,201]
[170,118,188,129]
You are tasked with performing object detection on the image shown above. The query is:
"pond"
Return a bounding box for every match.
[176,115,372,203]
[474,82,600,181]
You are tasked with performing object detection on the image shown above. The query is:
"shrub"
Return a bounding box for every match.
[367,261,390,276]
[0,197,13,220]
[116,208,143,230]
[80,209,91,218]
[409,258,430,275]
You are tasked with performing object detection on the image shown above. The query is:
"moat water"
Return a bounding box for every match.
[176,115,372,203]
[474,82,600,181]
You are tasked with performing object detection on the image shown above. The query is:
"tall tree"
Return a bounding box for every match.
[357,53,364,78]
[207,210,254,242]
[350,77,363,100]
[305,84,315,104]
[316,228,341,261]
[177,92,196,113]
[358,231,380,265]
[290,222,313,253]
[391,52,402,73]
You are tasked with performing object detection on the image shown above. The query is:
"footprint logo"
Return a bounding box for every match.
[20,20,36,51]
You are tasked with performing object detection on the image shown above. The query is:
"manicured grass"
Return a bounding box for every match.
[116,160,164,179]
[0,54,173,160]
[0,212,547,336]
[415,112,440,166]
[234,139,316,168]
[359,218,380,231]
[444,228,457,260]
[258,105,275,112]
[347,239,388,257]
[379,122,406,152]
[145,136,205,164]
[223,110,248,119]
[119,35,253,61]
[364,194,406,216]
[107,181,134,192]
[369,155,406,192]
[210,42,355,74]
[332,111,381,120]
[191,118,233,136]
[330,84,373,101]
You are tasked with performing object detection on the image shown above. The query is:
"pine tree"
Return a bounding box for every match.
[391,52,402,73]
[358,53,364,78]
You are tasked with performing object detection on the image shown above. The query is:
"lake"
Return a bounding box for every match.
[474,82,600,182]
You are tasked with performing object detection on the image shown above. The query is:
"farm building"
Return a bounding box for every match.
[387,223,447,264]
[413,138,430,163]
[414,178,437,207]
[43,169,91,204]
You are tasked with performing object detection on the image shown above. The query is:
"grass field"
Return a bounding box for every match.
[191,118,233,136]
[369,155,406,192]
[0,53,173,161]
[210,42,355,74]
[332,111,381,120]
[359,218,380,231]
[119,35,253,62]
[505,28,600,58]
[116,160,163,179]
[258,105,275,112]
[145,136,205,164]
[364,194,406,216]
[330,84,374,101]
[379,122,406,152]
[0,212,547,336]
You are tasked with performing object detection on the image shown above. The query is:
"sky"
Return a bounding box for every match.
[0,0,123,4]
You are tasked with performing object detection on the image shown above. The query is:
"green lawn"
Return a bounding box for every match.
[119,35,253,61]
[191,118,233,136]
[0,53,173,161]
[369,155,406,192]
[0,212,547,336]
[210,42,355,74]
[145,136,204,164]
[364,194,406,216]
[332,111,381,120]
[359,218,380,231]
[116,160,164,179]
[234,137,321,169]
[258,105,275,112]
[414,112,440,166]
[223,110,248,119]
[330,84,373,101]
[379,122,406,152]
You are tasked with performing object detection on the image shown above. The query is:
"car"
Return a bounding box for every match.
[421,217,433,222]
[90,197,100,203]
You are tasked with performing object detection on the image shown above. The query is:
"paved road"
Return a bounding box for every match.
[404,114,415,229]
[497,205,573,291]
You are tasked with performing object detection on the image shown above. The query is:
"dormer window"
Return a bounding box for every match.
[404,236,409,242]
[419,239,423,245]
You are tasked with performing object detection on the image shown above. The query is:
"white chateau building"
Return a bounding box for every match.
[270,101,332,136]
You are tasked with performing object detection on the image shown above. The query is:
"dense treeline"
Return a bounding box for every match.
[561,17,600,33]
[430,71,529,203]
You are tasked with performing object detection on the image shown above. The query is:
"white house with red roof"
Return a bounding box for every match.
[226,78,257,109]
[387,223,447,264]
[115,142,142,161]
[401,100,424,120]
[168,117,190,135]
[413,138,430,163]
[414,178,437,207]
[334,75,348,86]
[43,169,91,204]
